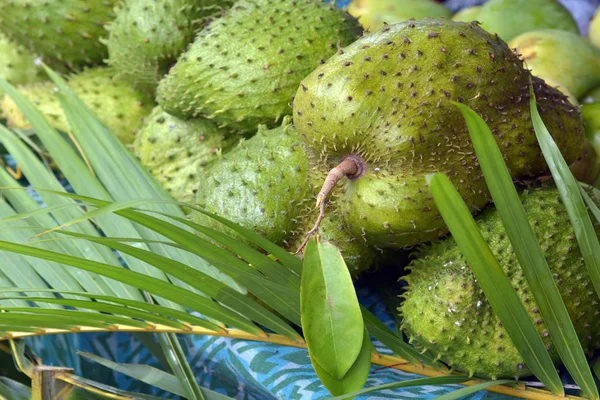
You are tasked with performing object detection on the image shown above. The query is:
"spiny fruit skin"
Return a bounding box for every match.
[134,107,238,206]
[347,0,451,32]
[0,33,45,98]
[293,19,584,249]
[0,0,117,70]
[451,6,481,23]
[400,185,600,379]
[105,0,233,95]
[476,0,578,42]
[192,118,314,245]
[1,68,151,144]
[156,0,361,133]
[509,29,600,100]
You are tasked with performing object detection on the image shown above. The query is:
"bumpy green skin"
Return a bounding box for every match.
[347,0,451,32]
[510,29,600,100]
[401,185,600,379]
[451,6,481,23]
[133,108,238,206]
[192,118,313,245]
[156,0,361,132]
[293,19,584,249]
[476,0,578,42]
[1,68,151,144]
[0,0,117,70]
[0,33,45,98]
[105,0,232,95]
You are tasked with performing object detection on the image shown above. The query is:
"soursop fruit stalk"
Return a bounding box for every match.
[0,33,45,98]
[133,107,239,206]
[2,68,152,144]
[105,0,233,95]
[400,184,600,379]
[293,19,584,250]
[156,0,361,133]
[0,0,117,71]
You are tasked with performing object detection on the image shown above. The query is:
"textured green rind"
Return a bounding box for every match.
[400,185,600,379]
[293,19,584,248]
[105,0,233,95]
[476,0,578,42]
[0,33,45,98]
[133,107,239,206]
[0,0,117,70]
[347,0,451,32]
[451,6,481,23]
[192,118,313,245]
[510,29,600,100]
[156,0,361,132]
[1,68,152,144]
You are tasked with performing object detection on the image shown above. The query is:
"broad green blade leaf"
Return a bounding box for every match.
[456,102,596,399]
[433,380,513,400]
[157,332,205,400]
[0,377,30,400]
[331,375,470,400]
[580,185,600,224]
[3,309,150,329]
[301,238,363,379]
[427,173,562,395]
[78,352,233,399]
[311,328,372,397]
[530,89,600,299]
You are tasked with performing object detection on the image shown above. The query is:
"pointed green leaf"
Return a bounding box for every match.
[157,332,205,400]
[433,380,513,400]
[0,377,30,400]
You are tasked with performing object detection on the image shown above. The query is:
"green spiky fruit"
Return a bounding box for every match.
[133,107,238,205]
[347,0,451,32]
[0,33,45,98]
[2,68,151,144]
[105,0,233,95]
[192,118,313,245]
[293,19,584,249]
[509,29,600,99]
[451,6,481,23]
[0,0,117,70]
[400,185,600,379]
[476,0,578,42]
[156,0,361,132]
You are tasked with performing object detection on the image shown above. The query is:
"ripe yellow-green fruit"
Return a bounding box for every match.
[347,0,451,32]
[293,19,584,249]
[451,6,481,22]
[510,29,600,99]
[2,68,151,144]
[156,0,361,133]
[589,6,600,49]
[476,0,578,42]
[0,33,45,99]
[0,0,117,71]
[401,184,600,379]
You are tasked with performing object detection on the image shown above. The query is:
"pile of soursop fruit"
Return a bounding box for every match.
[1,0,600,382]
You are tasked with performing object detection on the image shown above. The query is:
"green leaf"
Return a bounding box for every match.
[580,184,600,224]
[58,374,167,400]
[8,340,38,377]
[594,357,600,379]
[330,375,470,400]
[432,380,513,400]
[426,173,563,395]
[530,88,600,299]
[0,377,30,400]
[455,102,596,399]
[311,327,372,397]
[301,238,363,379]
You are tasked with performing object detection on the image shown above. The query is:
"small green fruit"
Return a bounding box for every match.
[2,68,151,144]
[133,107,238,206]
[400,184,600,379]
[589,6,600,49]
[509,29,600,99]
[156,0,361,132]
[451,6,481,23]
[0,0,117,70]
[476,0,578,42]
[347,0,451,32]
[0,33,45,99]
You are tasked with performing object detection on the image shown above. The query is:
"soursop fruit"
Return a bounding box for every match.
[0,33,45,98]
[510,29,600,100]
[105,0,233,95]
[476,0,578,42]
[133,107,239,205]
[451,6,481,22]
[2,68,151,144]
[156,0,361,133]
[400,184,600,379]
[0,0,117,71]
[293,19,584,249]
[347,0,451,32]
